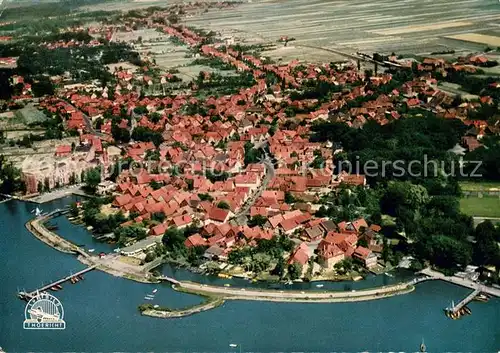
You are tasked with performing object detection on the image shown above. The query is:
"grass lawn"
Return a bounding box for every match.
[460,196,500,217]
[460,181,500,192]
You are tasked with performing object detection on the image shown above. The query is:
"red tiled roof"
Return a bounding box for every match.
[208,207,230,222]
[184,233,207,248]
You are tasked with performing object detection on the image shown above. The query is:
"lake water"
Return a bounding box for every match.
[0,197,499,352]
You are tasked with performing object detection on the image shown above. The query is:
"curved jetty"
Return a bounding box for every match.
[139,297,225,318]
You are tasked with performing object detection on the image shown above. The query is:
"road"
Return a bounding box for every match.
[63,100,106,138]
[231,151,275,226]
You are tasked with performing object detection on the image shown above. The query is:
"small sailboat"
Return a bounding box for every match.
[420,338,426,352]
[152,289,158,294]
[32,207,43,217]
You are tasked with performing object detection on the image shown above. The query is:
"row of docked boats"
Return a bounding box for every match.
[70,274,85,284]
[49,274,85,292]
[473,293,491,302]
[444,304,472,320]
[444,292,491,319]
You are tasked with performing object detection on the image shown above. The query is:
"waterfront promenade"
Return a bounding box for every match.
[25,214,415,304]
[173,280,414,303]
[419,268,500,298]
[23,211,498,320]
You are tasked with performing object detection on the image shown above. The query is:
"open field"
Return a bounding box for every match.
[460,196,500,217]
[445,33,500,47]
[178,0,500,63]
[460,181,500,192]
[438,82,479,100]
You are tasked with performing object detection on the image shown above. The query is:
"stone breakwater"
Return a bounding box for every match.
[141,283,414,319]
[141,297,225,319]
[174,281,415,303]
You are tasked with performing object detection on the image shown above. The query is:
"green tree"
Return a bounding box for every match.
[248,215,268,227]
[473,221,500,265]
[84,167,101,193]
[32,78,54,97]
[69,202,79,218]
[288,262,302,280]
[217,201,230,210]
[151,212,165,223]
[198,193,213,202]
[145,251,156,263]
[0,156,25,194]
[272,257,286,278]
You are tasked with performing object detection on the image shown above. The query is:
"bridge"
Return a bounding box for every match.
[18,265,97,301]
[157,275,181,285]
[43,208,69,218]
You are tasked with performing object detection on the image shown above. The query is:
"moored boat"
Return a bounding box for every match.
[55,284,63,290]
[420,338,426,352]
[152,289,158,294]
[474,293,489,302]
[51,286,59,291]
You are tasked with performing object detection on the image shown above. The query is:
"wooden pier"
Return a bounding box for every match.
[18,265,97,301]
[448,288,481,314]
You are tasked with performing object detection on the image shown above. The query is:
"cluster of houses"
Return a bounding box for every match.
[5,3,500,276]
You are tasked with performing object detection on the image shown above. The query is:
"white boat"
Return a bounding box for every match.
[384,272,394,277]
[145,294,155,298]
[286,280,293,285]
[316,284,324,288]
[88,249,95,253]
[152,289,158,294]
[144,296,154,300]
[31,207,43,217]
[153,305,159,309]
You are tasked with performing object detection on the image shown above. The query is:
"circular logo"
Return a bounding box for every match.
[23,292,65,330]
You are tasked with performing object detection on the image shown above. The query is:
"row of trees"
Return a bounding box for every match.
[310,109,499,270]
[227,236,295,279]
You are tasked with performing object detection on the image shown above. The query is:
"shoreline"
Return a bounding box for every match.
[25,213,417,319]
